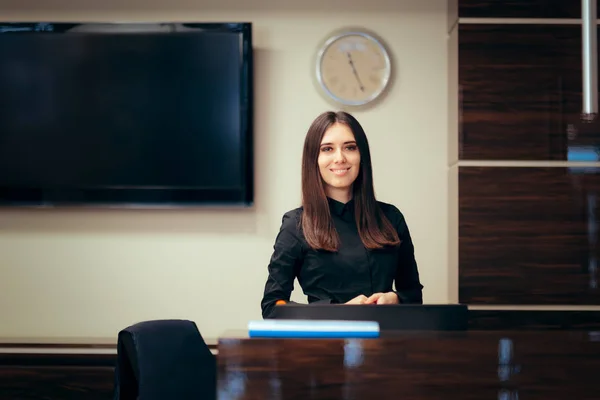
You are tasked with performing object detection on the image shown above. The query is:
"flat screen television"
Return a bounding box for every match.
[0,22,253,207]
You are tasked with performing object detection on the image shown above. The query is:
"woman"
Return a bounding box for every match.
[260,111,423,319]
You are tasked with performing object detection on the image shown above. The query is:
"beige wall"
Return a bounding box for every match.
[0,0,451,341]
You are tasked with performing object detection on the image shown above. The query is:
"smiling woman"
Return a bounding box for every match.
[260,111,424,318]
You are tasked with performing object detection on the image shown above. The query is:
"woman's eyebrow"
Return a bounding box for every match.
[320,141,357,146]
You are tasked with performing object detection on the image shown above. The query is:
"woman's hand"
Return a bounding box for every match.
[364,292,399,305]
[345,294,368,304]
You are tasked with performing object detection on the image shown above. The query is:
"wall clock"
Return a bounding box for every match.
[314,29,393,108]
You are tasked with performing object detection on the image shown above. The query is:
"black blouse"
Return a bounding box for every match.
[260,197,423,318]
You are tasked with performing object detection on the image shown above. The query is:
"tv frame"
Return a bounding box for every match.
[0,21,254,209]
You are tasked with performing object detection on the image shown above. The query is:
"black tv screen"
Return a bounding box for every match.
[0,22,253,207]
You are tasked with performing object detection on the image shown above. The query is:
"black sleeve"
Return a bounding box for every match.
[260,211,304,319]
[393,211,424,304]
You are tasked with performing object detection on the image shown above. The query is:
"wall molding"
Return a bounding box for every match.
[459,18,585,24]
[468,304,600,310]
[0,341,218,355]
[456,160,600,167]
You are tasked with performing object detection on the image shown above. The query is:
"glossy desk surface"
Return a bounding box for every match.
[217,330,600,400]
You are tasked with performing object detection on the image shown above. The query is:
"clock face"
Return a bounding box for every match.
[316,31,392,107]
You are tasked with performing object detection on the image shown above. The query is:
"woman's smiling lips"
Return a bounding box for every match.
[330,167,351,176]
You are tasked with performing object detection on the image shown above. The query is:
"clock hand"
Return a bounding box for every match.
[346,52,365,92]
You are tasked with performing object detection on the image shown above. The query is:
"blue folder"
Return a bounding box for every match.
[248,319,380,338]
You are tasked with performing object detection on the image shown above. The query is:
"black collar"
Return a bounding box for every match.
[327,197,355,219]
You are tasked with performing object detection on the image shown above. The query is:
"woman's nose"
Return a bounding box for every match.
[333,149,346,163]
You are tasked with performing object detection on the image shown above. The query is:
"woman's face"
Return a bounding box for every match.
[317,122,361,199]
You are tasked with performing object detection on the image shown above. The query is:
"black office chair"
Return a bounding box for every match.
[113,319,216,400]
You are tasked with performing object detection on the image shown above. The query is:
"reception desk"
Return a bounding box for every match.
[217,306,600,400]
[2,309,600,399]
[217,330,600,399]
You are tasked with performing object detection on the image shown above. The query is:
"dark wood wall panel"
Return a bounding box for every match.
[459,166,600,304]
[468,310,600,330]
[458,25,600,161]
[459,0,583,19]
[0,353,115,400]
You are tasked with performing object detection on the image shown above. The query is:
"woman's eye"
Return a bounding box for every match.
[320,145,356,152]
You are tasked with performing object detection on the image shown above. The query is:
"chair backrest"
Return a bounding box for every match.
[113,319,216,400]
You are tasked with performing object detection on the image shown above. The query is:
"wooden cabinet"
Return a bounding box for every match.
[459,24,594,161]
[459,167,600,304]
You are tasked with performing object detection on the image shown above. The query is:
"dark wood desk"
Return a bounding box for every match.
[1,311,600,399]
[217,330,600,399]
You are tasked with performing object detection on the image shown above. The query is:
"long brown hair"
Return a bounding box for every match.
[301,111,400,251]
